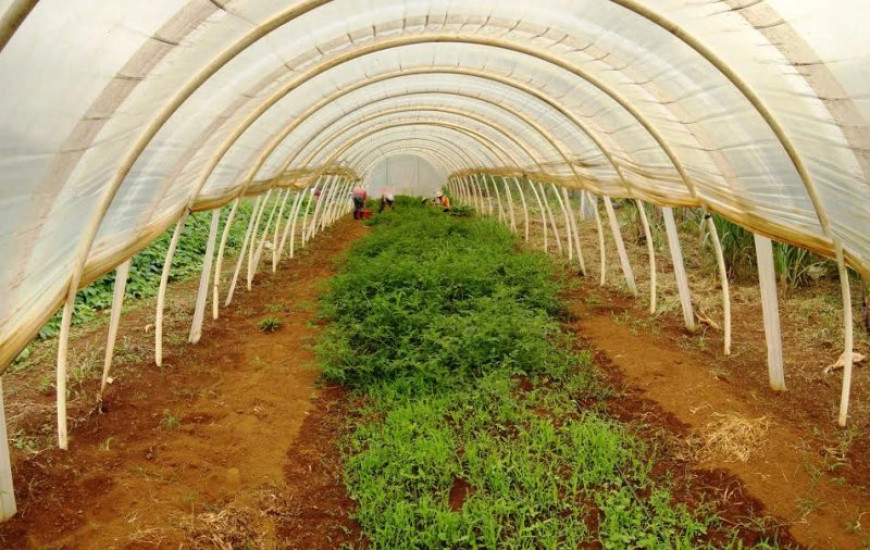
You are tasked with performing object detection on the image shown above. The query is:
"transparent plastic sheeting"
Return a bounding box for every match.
[1,0,869,368]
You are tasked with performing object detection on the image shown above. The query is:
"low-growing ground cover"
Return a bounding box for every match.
[317,204,793,549]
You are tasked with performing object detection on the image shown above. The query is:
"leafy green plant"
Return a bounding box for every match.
[315,202,766,548]
[257,316,283,332]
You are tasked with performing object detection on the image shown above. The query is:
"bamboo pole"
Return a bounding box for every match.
[662,207,695,331]
[271,189,295,272]
[250,189,286,288]
[527,179,548,251]
[590,194,607,286]
[244,190,273,286]
[537,182,562,255]
[636,201,657,314]
[551,183,574,262]
[99,259,131,397]
[281,190,305,260]
[603,197,637,296]
[563,188,586,275]
[212,198,239,320]
[754,234,785,390]
[155,212,189,367]
[56,302,73,448]
[323,179,341,227]
[314,179,334,233]
[225,195,263,307]
[836,244,854,426]
[276,190,303,263]
[503,179,517,234]
[189,209,221,344]
[0,376,16,521]
[327,178,349,226]
[705,215,731,354]
[512,177,530,242]
[300,186,317,245]
[481,176,494,216]
[492,177,506,225]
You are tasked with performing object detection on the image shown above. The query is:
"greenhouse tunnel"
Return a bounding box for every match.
[0,0,869,527]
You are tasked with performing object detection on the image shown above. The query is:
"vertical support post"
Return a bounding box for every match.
[512,177,530,242]
[212,198,239,319]
[563,187,586,275]
[551,183,574,262]
[706,215,731,354]
[100,259,131,397]
[538,182,563,255]
[247,190,272,276]
[492,177,506,225]
[835,244,854,426]
[754,234,785,390]
[636,200,657,314]
[0,377,16,521]
[300,185,317,245]
[189,208,221,344]
[155,212,190,366]
[277,190,304,263]
[481,176,494,216]
[527,179,548,252]
[663,207,696,331]
[226,196,263,307]
[590,194,607,286]
[270,190,294,272]
[603,197,637,296]
[503,179,517,233]
[249,190,284,288]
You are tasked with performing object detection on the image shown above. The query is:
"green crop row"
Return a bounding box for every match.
[317,203,787,549]
[36,201,256,339]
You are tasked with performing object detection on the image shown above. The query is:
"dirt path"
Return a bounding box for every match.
[563,285,869,549]
[0,218,368,549]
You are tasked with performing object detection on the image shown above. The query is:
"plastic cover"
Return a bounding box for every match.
[1,0,868,368]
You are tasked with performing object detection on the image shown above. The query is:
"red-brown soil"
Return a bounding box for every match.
[2,210,868,549]
[0,218,369,549]
[563,282,870,549]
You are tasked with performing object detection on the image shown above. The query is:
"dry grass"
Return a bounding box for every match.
[178,505,264,550]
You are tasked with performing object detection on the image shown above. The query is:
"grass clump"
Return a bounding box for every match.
[257,316,282,333]
[317,201,781,549]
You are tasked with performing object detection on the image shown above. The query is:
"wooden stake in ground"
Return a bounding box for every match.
[511,177,530,242]
[537,181,563,256]
[0,376,15,521]
[527,179,549,252]
[563,187,585,275]
[662,207,696,332]
[589,193,607,286]
[754,234,785,391]
[835,244,854,426]
[705,214,732,355]
[226,195,264,307]
[156,212,190,367]
[503,179,517,234]
[551,182,574,263]
[603,197,637,296]
[100,259,131,398]
[189,208,221,344]
[636,200,656,313]
[271,190,294,272]
[212,198,240,319]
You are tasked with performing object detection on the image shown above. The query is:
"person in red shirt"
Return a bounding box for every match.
[351,187,367,219]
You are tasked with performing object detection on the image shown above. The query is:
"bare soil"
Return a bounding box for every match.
[2,206,868,549]
[0,218,368,549]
